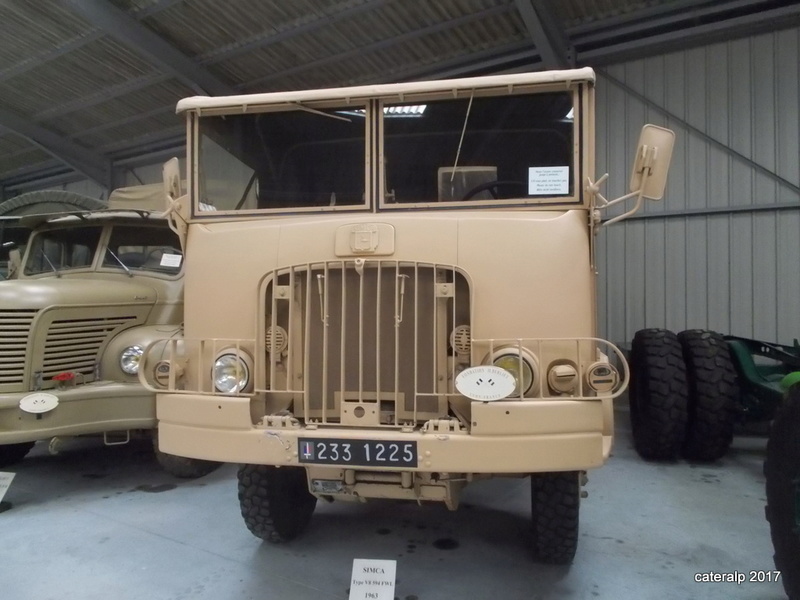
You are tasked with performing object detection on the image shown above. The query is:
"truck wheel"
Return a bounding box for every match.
[765,385,800,600]
[629,328,689,460]
[678,329,737,461]
[0,441,35,467]
[152,436,220,478]
[238,464,317,543]
[530,471,580,564]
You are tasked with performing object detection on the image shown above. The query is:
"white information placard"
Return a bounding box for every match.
[0,472,16,503]
[349,558,396,600]
[528,166,569,195]
[160,253,183,267]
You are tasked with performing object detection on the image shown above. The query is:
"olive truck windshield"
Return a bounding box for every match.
[196,90,577,213]
[24,223,182,276]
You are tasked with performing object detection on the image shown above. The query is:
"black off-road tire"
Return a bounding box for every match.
[530,471,580,564]
[152,435,220,478]
[238,464,317,543]
[765,385,800,600]
[629,328,689,460]
[0,190,107,216]
[0,441,35,467]
[678,329,738,461]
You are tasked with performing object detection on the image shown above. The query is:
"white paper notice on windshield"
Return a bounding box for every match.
[160,253,183,267]
[528,166,569,195]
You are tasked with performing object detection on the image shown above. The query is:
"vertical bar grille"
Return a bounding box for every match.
[261,260,470,426]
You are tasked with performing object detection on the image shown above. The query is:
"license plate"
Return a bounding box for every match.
[298,438,417,467]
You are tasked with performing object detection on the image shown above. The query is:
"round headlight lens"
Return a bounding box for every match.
[493,353,534,396]
[120,345,144,375]
[213,353,250,394]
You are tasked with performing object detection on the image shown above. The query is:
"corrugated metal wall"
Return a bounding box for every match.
[595,27,800,346]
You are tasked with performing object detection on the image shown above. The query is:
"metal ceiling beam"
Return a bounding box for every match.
[514,0,573,69]
[66,0,235,96]
[0,106,110,186]
[247,4,514,88]
[577,4,800,64]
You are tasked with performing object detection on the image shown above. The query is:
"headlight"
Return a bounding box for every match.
[490,348,539,397]
[120,345,144,375]
[213,353,251,394]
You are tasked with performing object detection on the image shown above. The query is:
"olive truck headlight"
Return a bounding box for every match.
[120,345,144,375]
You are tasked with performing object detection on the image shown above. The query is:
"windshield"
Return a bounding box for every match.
[197,104,368,212]
[102,224,183,275]
[382,91,574,205]
[24,225,102,276]
[193,90,576,214]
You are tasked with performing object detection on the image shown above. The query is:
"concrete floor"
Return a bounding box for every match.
[0,406,786,600]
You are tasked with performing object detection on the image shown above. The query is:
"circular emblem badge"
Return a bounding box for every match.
[19,392,59,414]
[455,366,516,401]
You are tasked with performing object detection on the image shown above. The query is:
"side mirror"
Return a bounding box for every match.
[161,157,188,249]
[163,157,182,205]
[629,124,675,200]
[7,247,21,279]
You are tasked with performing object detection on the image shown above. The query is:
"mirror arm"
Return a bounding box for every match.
[586,170,651,227]
[603,187,646,227]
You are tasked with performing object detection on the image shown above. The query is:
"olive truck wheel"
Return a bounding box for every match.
[765,385,800,600]
[530,471,580,564]
[152,436,220,478]
[629,328,689,460]
[678,329,738,461]
[0,441,35,467]
[238,465,317,543]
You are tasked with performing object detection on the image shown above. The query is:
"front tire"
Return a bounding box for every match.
[765,386,800,600]
[678,330,738,461]
[238,465,317,543]
[530,471,580,564]
[0,441,35,467]
[629,328,689,460]
[152,435,220,478]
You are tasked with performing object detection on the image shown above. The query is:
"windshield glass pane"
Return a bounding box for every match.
[383,91,574,205]
[24,226,102,275]
[197,105,367,212]
[103,225,183,275]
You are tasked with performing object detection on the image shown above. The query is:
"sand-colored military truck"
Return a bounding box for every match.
[140,68,673,562]
[0,184,217,478]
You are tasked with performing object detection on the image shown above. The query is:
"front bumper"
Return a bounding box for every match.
[0,382,156,444]
[157,392,613,473]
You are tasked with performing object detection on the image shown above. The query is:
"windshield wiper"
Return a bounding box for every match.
[449,90,475,184]
[38,249,61,278]
[105,248,133,277]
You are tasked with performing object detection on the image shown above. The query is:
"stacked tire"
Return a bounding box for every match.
[629,328,737,462]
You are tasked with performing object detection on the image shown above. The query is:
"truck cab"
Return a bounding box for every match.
[0,185,217,478]
[141,68,673,561]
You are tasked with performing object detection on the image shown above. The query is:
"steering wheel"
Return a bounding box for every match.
[461,180,526,201]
